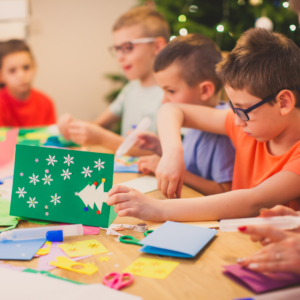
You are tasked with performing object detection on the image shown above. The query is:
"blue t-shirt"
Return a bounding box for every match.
[182,103,235,183]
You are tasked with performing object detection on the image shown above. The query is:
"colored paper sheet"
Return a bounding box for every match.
[139,221,217,258]
[10,145,117,228]
[123,257,179,279]
[224,264,300,293]
[118,175,158,194]
[0,268,142,300]
[60,223,100,235]
[114,156,139,173]
[0,238,46,260]
[146,221,219,230]
[0,128,18,167]
[59,239,108,257]
[35,241,51,256]
[0,197,18,232]
[0,262,26,271]
[37,241,90,271]
[247,286,300,300]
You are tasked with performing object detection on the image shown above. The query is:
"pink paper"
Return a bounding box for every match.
[223,264,300,293]
[0,261,26,271]
[0,128,18,167]
[37,242,90,271]
[60,223,100,235]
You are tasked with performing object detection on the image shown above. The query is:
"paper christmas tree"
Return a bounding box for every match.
[10,145,117,227]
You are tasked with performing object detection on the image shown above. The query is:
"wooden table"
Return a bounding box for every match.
[1,146,261,300]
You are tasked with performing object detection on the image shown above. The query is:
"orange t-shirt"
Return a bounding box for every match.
[0,87,56,127]
[225,110,300,211]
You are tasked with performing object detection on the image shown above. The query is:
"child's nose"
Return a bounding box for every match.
[234,114,247,127]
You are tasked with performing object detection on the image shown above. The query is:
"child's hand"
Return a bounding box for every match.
[135,132,162,156]
[138,155,160,175]
[155,149,185,199]
[58,113,73,140]
[68,120,101,145]
[106,185,163,221]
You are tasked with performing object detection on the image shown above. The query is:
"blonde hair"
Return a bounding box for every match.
[113,6,170,42]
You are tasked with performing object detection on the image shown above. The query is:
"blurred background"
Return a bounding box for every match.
[0,0,298,120]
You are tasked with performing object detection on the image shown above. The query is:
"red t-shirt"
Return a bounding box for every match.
[0,87,56,127]
[225,110,300,211]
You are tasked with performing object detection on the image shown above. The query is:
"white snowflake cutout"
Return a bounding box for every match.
[81,166,93,178]
[42,174,53,185]
[16,187,27,198]
[29,174,40,185]
[27,197,38,208]
[61,169,72,180]
[50,194,61,205]
[94,159,105,171]
[46,155,57,166]
[64,154,74,167]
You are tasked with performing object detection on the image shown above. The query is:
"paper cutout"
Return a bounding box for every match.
[0,197,18,232]
[60,223,100,235]
[223,264,300,293]
[139,221,217,258]
[37,242,90,271]
[0,238,46,260]
[10,145,117,227]
[98,256,111,262]
[146,220,219,230]
[123,257,178,279]
[59,239,108,257]
[114,156,139,173]
[116,176,158,194]
[50,256,98,275]
[36,241,51,256]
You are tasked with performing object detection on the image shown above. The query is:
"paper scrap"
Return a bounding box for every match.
[98,256,111,262]
[50,256,98,275]
[123,257,179,279]
[0,197,18,231]
[116,176,158,194]
[59,239,108,258]
[60,223,100,235]
[146,220,219,230]
[114,156,139,173]
[35,241,51,256]
[0,262,26,271]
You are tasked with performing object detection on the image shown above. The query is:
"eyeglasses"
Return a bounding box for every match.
[109,37,156,56]
[228,87,300,121]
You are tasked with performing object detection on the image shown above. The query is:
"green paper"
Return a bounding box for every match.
[10,145,116,227]
[0,197,19,232]
[17,217,53,225]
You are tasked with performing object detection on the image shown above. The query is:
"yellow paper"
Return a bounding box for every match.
[50,256,98,275]
[123,257,179,279]
[36,241,51,256]
[24,132,50,140]
[98,256,111,262]
[59,239,108,257]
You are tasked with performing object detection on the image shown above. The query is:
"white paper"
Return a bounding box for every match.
[117,176,158,194]
[0,268,142,300]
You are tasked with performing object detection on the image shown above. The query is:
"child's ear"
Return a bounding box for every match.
[198,81,215,101]
[153,37,167,55]
[277,89,296,116]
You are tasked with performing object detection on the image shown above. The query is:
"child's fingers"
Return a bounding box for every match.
[247,261,293,273]
[160,179,170,198]
[106,193,131,206]
[260,205,298,217]
[118,208,137,218]
[108,185,131,197]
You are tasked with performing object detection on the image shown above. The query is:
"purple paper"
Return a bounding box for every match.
[223,264,300,293]
[37,242,90,271]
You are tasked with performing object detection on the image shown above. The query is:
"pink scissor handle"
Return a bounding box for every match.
[103,272,134,290]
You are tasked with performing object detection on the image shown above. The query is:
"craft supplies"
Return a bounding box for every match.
[103,272,134,290]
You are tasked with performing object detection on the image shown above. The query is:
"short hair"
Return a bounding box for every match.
[113,6,170,43]
[154,33,223,93]
[0,39,33,69]
[216,28,300,107]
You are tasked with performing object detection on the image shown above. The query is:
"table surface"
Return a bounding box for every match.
[0,146,261,300]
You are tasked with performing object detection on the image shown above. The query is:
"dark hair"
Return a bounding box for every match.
[154,33,223,93]
[0,39,33,68]
[216,28,300,107]
[113,6,170,43]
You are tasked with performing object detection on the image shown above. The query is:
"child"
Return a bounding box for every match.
[58,7,169,153]
[107,28,300,221]
[0,39,56,126]
[137,34,235,195]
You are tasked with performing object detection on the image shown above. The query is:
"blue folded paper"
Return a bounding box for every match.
[138,221,217,258]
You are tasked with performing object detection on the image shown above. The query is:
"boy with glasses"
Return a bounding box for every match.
[58,7,168,153]
[107,28,300,221]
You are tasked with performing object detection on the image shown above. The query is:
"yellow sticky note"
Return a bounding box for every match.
[36,241,51,256]
[59,239,108,257]
[98,256,111,262]
[50,256,98,275]
[123,257,179,279]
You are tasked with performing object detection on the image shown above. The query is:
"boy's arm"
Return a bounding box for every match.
[107,171,300,222]
[184,170,231,195]
[156,103,229,198]
[94,108,121,128]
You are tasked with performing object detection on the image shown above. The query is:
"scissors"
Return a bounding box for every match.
[103,272,134,290]
[119,230,154,246]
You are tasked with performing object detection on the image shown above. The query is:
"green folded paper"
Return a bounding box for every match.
[0,197,19,232]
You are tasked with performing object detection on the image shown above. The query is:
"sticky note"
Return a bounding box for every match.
[0,239,46,260]
[59,239,108,257]
[123,257,178,279]
[50,256,98,275]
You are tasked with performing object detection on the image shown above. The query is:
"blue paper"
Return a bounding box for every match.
[0,238,46,260]
[114,156,140,173]
[139,221,217,258]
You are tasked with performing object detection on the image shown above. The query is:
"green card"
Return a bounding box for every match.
[10,145,117,227]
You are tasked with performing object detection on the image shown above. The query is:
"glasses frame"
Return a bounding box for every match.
[228,87,300,121]
[109,37,156,56]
